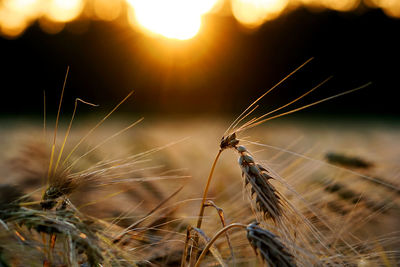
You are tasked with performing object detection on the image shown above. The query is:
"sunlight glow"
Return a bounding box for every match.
[231,0,289,28]
[0,0,43,37]
[368,0,400,18]
[322,0,360,10]
[39,18,65,34]
[46,0,84,23]
[126,0,218,40]
[93,0,122,21]
[0,0,400,38]
[3,0,43,18]
[0,7,27,37]
[303,0,360,11]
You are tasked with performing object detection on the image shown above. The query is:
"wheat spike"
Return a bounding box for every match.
[220,133,283,221]
[237,145,282,221]
[247,223,296,267]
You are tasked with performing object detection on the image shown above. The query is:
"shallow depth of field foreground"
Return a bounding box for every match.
[0,114,399,266]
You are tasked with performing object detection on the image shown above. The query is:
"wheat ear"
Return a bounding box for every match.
[221,133,283,222]
[194,222,296,267]
[237,145,282,221]
[247,223,296,267]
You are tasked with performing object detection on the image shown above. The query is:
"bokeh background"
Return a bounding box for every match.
[0,0,399,117]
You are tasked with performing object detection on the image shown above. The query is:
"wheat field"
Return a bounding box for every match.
[0,111,399,266]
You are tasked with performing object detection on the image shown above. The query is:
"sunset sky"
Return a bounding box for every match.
[1,0,399,116]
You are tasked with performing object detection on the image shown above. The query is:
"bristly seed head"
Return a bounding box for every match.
[220,133,239,150]
[220,132,283,221]
[247,223,296,267]
[237,147,282,221]
[41,176,77,210]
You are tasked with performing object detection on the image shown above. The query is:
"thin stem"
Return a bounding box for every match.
[42,90,47,198]
[189,150,222,266]
[114,185,184,243]
[237,76,332,133]
[194,223,247,267]
[196,150,222,230]
[204,200,235,264]
[225,57,313,135]
[181,226,192,267]
[62,117,143,175]
[43,90,46,141]
[46,66,69,191]
[237,82,372,133]
[62,91,133,166]
[53,98,98,175]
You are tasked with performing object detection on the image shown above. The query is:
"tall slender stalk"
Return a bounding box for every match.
[196,150,222,230]
[186,150,222,266]
[194,223,247,267]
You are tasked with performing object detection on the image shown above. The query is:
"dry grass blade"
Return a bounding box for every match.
[62,117,144,174]
[236,82,372,134]
[204,200,235,263]
[114,185,184,243]
[46,67,69,192]
[225,57,314,136]
[185,226,227,267]
[61,91,134,167]
[247,223,296,267]
[52,98,99,176]
[1,198,106,266]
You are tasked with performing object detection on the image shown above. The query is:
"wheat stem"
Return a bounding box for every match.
[196,150,222,230]
[181,226,192,267]
[194,223,247,267]
[187,150,222,265]
[204,200,235,264]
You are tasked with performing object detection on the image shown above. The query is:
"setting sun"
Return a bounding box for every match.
[232,0,288,28]
[126,0,218,40]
